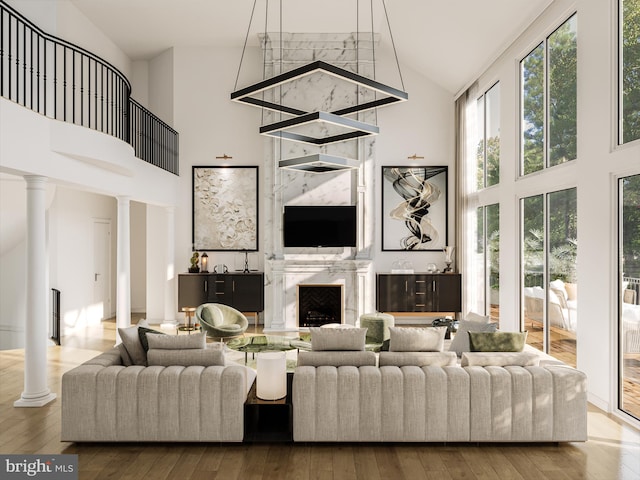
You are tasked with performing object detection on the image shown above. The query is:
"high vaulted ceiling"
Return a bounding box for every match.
[70,0,553,94]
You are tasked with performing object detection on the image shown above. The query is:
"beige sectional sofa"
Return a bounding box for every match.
[61,330,256,443]
[292,356,587,442]
[291,325,588,443]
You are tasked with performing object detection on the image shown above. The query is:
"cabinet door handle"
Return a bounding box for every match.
[204,280,208,293]
[416,280,426,283]
[405,280,408,292]
[432,280,436,291]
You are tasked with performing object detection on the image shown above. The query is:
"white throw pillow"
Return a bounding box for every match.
[464,312,490,324]
[379,351,457,367]
[388,326,448,352]
[461,352,540,367]
[146,331,206,350]
[310,327,366,351]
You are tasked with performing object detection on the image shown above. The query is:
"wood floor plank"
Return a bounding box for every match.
[1,319,639,480]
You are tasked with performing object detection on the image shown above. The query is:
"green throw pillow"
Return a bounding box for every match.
[468,331,528,352]
[138,326,166,352]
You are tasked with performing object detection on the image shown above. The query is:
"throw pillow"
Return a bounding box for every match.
[310,327,366,351]
[137,326,166,352]
[464,312,490,324]
[378,351,457,367]
[117,343,133,366]
[468,331,528,352]
[448,320,498,357]
[461,351,540,367]
[147,348,225,366]
[388,326,448,352]
[146,331,206,350]
[118,326,147,365]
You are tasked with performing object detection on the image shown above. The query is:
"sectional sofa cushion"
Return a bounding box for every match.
[378,351,457,367]
[297,351,376,366]
[146,331,206,350]
[310,327,367,351]
[118,326,148,365]
[469,331,528,352]
[461,351,540,367]
[147,347,225,366]
[449,320,498,356]
[388,326,448,352]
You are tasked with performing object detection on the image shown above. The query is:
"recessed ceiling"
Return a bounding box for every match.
[70,0,553,94]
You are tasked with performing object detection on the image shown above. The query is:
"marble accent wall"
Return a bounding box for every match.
[261,33,378,330]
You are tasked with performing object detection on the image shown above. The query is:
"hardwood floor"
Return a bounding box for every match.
[1,318,639,480]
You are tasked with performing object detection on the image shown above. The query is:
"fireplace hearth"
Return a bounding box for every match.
[298,284,343,327]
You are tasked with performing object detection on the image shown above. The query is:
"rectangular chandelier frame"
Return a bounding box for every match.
[231,60,408,116]
[260,111,379,145]
[278,154,360,173]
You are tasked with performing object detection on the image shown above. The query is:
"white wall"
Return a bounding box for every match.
[467,0,640,419]
[48,187,117,334]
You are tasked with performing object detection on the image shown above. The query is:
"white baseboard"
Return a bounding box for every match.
[587,392,609,412]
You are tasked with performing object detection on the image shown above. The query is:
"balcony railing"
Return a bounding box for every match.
[0,1,178,175]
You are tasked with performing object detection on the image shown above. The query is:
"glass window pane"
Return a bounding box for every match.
[621,0,640,144]
[486,84,501,186]
[522,195,544,351]
[548,15,577,166]
[486,204,500,325]
[521,44,545,175]
[476,96,485,190]
[475,206,486,314]
[620,174,640,420]
[548,188,577,366]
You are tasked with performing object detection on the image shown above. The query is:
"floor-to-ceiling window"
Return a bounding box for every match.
[470,83,500,323]
[521,188,577,366]
[619,0,640,145]
[619,174,640,420]
[475,204,500,324]
[521,14,577,176]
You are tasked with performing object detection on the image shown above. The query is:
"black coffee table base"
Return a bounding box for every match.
[244,373,293,442]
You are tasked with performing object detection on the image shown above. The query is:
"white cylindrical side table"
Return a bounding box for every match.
[256,351,287,400]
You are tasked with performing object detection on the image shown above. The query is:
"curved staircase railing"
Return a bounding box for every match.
[0,1,178,175]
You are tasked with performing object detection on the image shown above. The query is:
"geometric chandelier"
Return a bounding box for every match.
[230,0,408,173]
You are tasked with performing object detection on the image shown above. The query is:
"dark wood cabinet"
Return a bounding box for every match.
[376,273,461,314]
[178,273,264,312]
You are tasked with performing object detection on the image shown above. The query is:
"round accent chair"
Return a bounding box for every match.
[195,303,249,339]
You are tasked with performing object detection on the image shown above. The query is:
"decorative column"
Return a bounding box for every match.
[116,196,131,341]
[163,206,176,325]
[15,175,56,407]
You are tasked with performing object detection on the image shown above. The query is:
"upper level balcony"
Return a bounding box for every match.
[0,1,178,175]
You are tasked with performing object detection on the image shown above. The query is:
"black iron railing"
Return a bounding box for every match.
[0,1,179,175]
[130,99,179,174]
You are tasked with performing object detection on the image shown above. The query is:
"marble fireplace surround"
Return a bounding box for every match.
[260,33,381,331]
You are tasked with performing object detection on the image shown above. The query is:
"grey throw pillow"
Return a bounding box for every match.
[448,320,498,356]
[147,348,225,366]
[388,326,448,352]
[138,326,165,352]
[146,331,206,350]
[310,327,367,351]
[118,326,148,365]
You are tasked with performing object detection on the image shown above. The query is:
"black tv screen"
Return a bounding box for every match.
[284,205,357,248]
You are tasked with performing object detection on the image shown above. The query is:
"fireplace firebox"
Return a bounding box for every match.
[297,284,343,327]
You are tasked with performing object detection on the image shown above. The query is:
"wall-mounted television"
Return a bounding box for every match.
[283,205,357,248]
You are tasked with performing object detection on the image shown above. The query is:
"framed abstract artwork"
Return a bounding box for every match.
[381,166,448,251]
[192,166,259,251]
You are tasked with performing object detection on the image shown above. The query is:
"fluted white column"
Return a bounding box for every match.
[116,196,131,342]
[15,175,56,407]
[163,206,176,324]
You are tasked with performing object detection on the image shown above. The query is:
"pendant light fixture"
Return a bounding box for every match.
[231,0,407,173]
